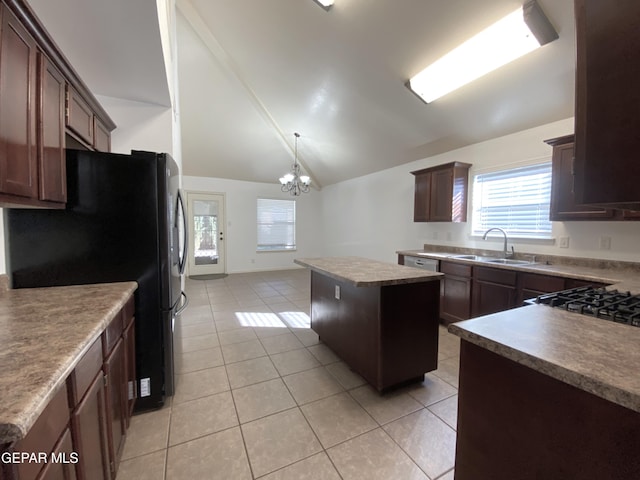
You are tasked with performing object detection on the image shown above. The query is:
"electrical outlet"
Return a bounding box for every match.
[432,231,439,240]
[559,236,570,248]
[599,236,611,250]
[446,231,452,241]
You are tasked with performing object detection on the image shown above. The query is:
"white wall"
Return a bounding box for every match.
[183,176,324,273]
[322,117,640,264]
[95,95,175,157]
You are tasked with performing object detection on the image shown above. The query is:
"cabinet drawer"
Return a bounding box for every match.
[123,295,135,323]
[66,86,93,145]
[474,266,517,286]
[69,337,102,405]
[103,309,124,357]
[520,273,565,293]
[440,261,472,277]
[15,385,69,480]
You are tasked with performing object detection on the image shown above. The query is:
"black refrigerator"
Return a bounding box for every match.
[4,149,187,411]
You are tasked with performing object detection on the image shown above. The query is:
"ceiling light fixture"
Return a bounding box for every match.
[312,0,334,11]
[407,0,558,103]
[280,133,311,196]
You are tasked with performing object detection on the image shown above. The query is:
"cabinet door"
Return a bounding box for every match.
[123,319,136,425]
[104,338,126,475]
[548,139,612,220]
[574,0,640,208]
[0,5,38,199]
[65,87,93,146]
[472,267,517,317]
[413,172,431,222]
[93,117,110,152]
[517,273,566,304]
[430,168,453,221]
[71,373,110,480]
[439,261,472,325]
[38,53,66,203]
[37,428,77,480]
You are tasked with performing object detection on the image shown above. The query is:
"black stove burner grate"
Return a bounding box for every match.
[532,286,640,327]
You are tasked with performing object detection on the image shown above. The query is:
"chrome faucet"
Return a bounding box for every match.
[482,228,514,259]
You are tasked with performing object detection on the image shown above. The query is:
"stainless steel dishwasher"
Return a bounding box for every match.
[403,255,439,272]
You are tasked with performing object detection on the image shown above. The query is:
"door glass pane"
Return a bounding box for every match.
[193,199,218,265]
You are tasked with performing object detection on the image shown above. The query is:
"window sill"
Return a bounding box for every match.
[469,235,556,246]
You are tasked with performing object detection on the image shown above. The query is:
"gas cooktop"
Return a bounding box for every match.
[530,286,640,327]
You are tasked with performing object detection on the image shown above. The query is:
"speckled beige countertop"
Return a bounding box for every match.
[294,256,443,287]
[397,248,640,293]
[0,282,137,444]
[449,305,640,413]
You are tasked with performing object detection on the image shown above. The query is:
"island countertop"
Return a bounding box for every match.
[0,281,137,444]
[294,256,443,287]
[449,305,640,414]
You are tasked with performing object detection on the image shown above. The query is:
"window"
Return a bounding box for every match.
[472,163,552,239]
[257,198,296,251]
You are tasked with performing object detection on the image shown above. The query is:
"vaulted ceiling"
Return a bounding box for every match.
[26,0,576,189]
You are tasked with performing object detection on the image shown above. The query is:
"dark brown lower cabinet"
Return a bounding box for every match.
[71,373,109,480]
[104,339,126,476]
[455,340,640,479]
[517,272,566,305]
[472,266,517,317]
[439,261,472,325]
[37,429,77,480]
[123,318,136,426]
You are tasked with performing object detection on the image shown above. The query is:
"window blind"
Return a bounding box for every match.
[257,198,296,251]
[472,163,552,238]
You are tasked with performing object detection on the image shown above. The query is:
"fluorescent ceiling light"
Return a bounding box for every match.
[408,0,558,103]
[313,0,334,11]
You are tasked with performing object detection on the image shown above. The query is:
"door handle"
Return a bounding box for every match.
[177,190,188,275]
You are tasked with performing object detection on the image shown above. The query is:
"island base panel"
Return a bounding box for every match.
[455,340,640,480]
[310,271,439,391]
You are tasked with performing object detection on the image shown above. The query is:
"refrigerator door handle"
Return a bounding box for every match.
[175,291,189,316]
[177,190,188,275]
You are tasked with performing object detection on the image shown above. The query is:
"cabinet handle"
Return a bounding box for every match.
[103,374,108,388]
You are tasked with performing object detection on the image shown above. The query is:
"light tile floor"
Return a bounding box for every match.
[118,269,460,480]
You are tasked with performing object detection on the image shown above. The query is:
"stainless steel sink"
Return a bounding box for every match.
[449,254,481,260]
[483,258,534,265]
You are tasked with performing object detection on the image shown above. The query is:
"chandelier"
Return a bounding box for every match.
[279,132,311,196]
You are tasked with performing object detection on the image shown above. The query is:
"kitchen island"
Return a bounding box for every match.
[294,257,443,392]
[449,305,640,480]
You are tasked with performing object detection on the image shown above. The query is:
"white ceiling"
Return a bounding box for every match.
[26,0,576,188]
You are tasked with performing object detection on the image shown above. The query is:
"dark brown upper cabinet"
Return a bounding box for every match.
[545,135,613,221]
[0,0,115,209]
[411,162,471,222]
[0,4,38,202]
[38,53,66,203]
[573,0,640,211]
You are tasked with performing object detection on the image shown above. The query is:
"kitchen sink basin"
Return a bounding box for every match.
[484,258,534,265]
[449,254,481,260]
